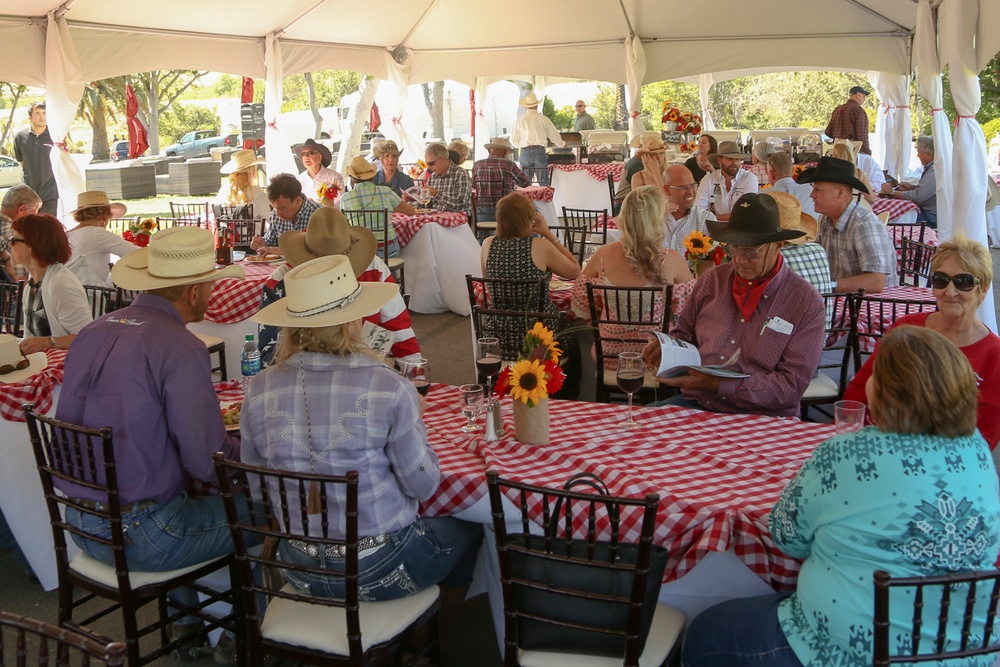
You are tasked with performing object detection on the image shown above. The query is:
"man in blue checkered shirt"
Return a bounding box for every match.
[424,143,472,218]
[251,174,321,255]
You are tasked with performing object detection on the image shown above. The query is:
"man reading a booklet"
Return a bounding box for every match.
[643,193,825,417]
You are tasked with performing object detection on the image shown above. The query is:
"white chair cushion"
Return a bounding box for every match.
[601,369,659,390]
[387,257,404,269]
[68,550,226,589]
[518,602,685,667]
[260,583,439,654]
[193,333,225,348]
[800,373,838,400]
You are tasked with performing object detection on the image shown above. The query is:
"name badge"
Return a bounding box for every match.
[766,316,794,335]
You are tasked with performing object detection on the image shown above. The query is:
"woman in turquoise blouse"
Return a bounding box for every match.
[682,325,1000,666]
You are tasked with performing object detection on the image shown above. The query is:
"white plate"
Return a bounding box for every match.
[244,255,284,265]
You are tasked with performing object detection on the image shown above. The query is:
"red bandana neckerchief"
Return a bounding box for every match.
[731,252,783,320]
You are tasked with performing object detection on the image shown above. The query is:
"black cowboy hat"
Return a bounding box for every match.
[294,138,332,168]
[795,155,870,194]
[706,193,805,246]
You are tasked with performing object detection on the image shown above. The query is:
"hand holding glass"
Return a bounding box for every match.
[458,384,485,433]
[616,352,644,429]
[834,400,866,435]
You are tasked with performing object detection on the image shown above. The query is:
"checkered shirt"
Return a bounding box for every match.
[262,199,321,247]
[817,200,897,284]
[824,99,870,154]
[341,182,402,241]
[780,242,833,320]
[428,164,472,217]
[472,156,530,197]
[663,205,716,254]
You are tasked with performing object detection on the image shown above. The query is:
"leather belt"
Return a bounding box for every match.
[288,533,389,560]
[74,498,159,513]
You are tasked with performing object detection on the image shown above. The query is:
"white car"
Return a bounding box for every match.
[0,155,23,188]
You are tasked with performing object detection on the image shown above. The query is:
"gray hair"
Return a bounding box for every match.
[916,135,934,155]
[1,184,42,213]
[425,143,448,160]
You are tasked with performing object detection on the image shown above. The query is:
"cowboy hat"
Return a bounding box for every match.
[111,226,245,290]
[519,92,541,108]
[706,193,805,246]
[220,149,265,175]
[278,207,376,275]
[796,156,870,193]
[628,132,667,153]
[294,138,332,168]
[709,141,750,162]
[484,137,515,152]
[767,191,818,244]
[68,191,127,218]
[986,175,1000,213]
[379,140,402,156]
[251,255,398,329]
[345,156,377,181]
[0,334,46,385]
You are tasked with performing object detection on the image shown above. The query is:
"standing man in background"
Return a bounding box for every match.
[14,102,58,215]
[573,100,596,132]
[510,92,564,186]
[825,86,872,155]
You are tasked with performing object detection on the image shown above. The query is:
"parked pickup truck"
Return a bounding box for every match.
[163,130,238,158]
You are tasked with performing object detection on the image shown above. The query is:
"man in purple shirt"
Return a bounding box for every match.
[56,226,257,641]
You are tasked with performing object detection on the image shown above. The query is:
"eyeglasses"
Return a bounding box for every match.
[723,243,768,260]
[9,237,25,246]
[575,104,585,108]
[668,184,698,192]
[300,150,320,157]
[931,271,981,291]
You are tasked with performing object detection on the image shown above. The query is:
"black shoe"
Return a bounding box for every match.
[169,622,209,663]
[213,632,236,666]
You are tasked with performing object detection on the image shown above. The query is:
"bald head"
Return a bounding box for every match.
[664,165,697,214]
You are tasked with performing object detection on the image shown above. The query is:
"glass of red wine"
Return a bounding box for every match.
[403,357,430,396]
[476,337,502,403]
[616,351,644,429]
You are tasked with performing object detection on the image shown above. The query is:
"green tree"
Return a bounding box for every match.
[281,70,364,112]
[542,97,575,130]
[212,74,241,98]
[158,104,220,146]
[0,83,27,156]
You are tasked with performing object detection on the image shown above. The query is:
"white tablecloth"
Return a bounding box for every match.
[551,169,621,214]
[533,199,558,229]
[401,222,482,316]
[188,319,257,382]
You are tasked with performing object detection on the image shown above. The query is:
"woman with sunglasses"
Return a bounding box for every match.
[842,233,1000,450]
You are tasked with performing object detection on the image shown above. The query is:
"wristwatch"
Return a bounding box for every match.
[831,280,839,292]
[48,336,56,349]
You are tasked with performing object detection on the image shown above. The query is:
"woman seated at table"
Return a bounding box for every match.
[244,254,482,603]
[448,139,470,166]
[682,325,1000,667]
[830,141,876,206]
[842,234,1000,451]
[749,141,775,186]
[684,133,717,184]
[12,214,92,354]
[571,185,693,368]
[215,148,270,217]
[371,140,414,196]
[65,190,139,286]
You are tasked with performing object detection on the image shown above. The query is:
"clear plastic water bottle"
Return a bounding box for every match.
[240,334,260,390]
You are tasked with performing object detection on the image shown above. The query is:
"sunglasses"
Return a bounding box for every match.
[426,158,442,166]
[930,271,981,291]
[300,150,320,157]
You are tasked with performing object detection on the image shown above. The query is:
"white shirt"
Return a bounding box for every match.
[510,109,565,148]
[769,177,818,220]
[66,225,140,285]
[694,169,759,217]
[663,205,716,254]
[297,166,345,202]
[856,153,886,193]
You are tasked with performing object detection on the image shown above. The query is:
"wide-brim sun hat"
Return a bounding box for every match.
[519,93,541,108]
[767,191,818,244]
[0,332,47,384]
[294,138,332,168]
[706,193,805,246]
[345,156,377,181]
[220,149,265,175]
[484,137,515,152]
[278,207,376,275]
[251,254,398,329]
[796,155,870,194]
[68,191,127,218]
[111,226,245,290]
[708,141,750,162]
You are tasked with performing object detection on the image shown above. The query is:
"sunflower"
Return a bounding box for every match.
[683,230,714,258]
[524,322,561,361]
[508,359,549,406]
[140,218,157,232]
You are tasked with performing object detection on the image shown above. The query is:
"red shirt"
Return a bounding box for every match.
[842,311,1000,449]
[824,98,870,155]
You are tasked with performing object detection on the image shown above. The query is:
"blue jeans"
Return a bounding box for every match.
[918,209,937,229]
[682,594,804,667]
[519,146,550,186]
[379,236,401,258]
[277,516,483,601]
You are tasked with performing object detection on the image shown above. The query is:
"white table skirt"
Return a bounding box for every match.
[533,199,558,229]
[188,318,257,383]
[401,222,482,316]
[551,169,620,215]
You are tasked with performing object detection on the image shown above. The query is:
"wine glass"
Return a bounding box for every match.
[476,338,502,403]
[458,384,485,433]
[616,351,644,429]
[403,357,430,396]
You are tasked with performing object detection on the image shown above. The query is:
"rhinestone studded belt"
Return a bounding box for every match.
[287,533,389,559]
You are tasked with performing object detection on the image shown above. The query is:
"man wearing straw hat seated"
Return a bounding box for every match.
[341,156,416,258]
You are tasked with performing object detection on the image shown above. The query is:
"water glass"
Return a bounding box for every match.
[616,352,644,429]
[458,384,485,433]
[834,400,866,435]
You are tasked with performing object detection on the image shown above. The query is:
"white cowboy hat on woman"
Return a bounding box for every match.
[111,226,245,290]
[220,149,266,175]
[68,191,127,218]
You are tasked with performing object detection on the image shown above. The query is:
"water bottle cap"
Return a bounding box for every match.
[245,334,254,341]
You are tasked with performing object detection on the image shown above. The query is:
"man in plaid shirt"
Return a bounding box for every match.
[424,143,472,217]
[825,86,871,155]
[471,137,529,221]
[250,174,321,255]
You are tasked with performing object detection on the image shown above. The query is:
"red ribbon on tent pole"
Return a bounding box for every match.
[369,102,382,133]
[241,77,254,104]
[469,90,476,140]
[125,84,149,159]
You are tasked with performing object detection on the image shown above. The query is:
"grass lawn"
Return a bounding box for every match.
[117,193,223,219]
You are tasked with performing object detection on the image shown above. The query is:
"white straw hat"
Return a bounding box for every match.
[68,191,127,218]
[111,226,245,290]
[220,149,265,175]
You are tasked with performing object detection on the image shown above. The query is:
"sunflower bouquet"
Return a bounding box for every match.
[494,322,565,407]
[661,100,702,135]
[408,160,427,179]
[317,182,340,206]
[682,230,726,273]
[123,218,158,247]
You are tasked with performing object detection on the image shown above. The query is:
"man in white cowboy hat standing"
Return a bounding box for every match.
[257,207,421,367]
[295,137,345,203]
[510,92,564,186]
[471,137,530,221]
[340,156,416,258]
[799,156,897,293]
[644,193,825,417]
[55,226,259,636]
[694,141,759,221]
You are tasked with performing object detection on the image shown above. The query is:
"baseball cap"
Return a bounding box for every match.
[849,86,871,96]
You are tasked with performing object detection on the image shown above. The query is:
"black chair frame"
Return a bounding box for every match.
[340,208,405,294]
[558,207,608,264]
[801,291,861,421]
[853,294,938,370]
[898,237,935,287]
[0,279,25,337]
[0,611,127,666]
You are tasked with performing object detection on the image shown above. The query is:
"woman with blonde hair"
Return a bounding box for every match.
[829,142,876,205]
[572,185,693,367]
[215,149,270,216]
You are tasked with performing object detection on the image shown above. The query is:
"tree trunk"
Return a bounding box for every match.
[336,75,379,175]
[421,81,446,142]
[91,91,110,161]
[305,72,322,140]
[613,84,628,131]
[0,84,25,152]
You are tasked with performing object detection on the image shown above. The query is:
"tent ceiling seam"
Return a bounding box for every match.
[273,0,328,38]
[841,0,911,33]
[618,0,635,36]
[63,19,263,43]
[397,0,439,49]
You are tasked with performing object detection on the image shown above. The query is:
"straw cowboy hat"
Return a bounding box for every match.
[0,334,46,385]
[796,155,870,194]
[220,149,265,175]
[68,191,127,218]
[767,191,818,244]
[345,156,378,181]
[380,140,402,157]
[251,254,397,329]
[294,138,332,168]
[278,207,376,275]
[111,226,245,290]
[706,193,805,246]
[519,92,541,108]
[484,137,515,153]
[628,132,667,153]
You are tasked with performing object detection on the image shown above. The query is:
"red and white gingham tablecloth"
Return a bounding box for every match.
[0,349,67,422]
[551,163,624,182]
[872,197,920,221]
[418,384,833,589]
[515,185,555,203]
[391,211,468,248]
[204,260,278,324]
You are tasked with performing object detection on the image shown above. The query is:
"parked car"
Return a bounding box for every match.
[163,130,238,159]
[0,155,23,188]
[111,140,130,161]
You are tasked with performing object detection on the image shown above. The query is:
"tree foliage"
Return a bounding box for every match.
[158,104,221,145]
[281,70,363,112]
[0,83,28,155]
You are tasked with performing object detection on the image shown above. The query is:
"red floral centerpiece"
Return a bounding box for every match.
[123,218,158,247]
[683,230,726,277]
[408,159,427,180]
[662,100,702,135]
[317,182,340,207]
